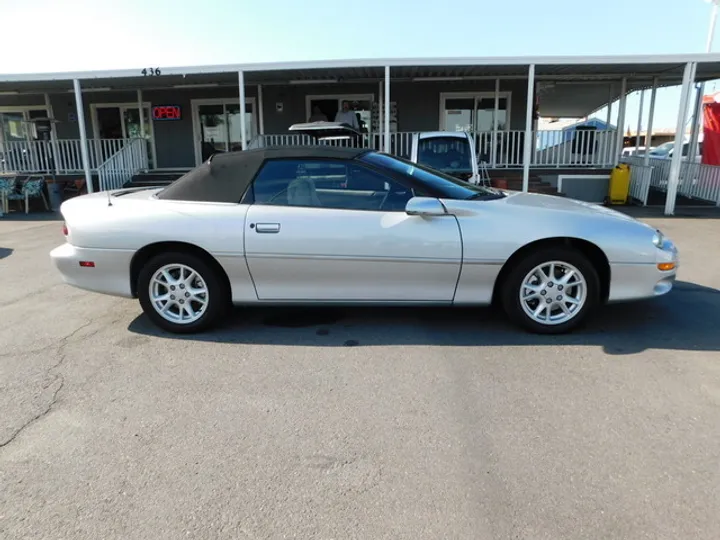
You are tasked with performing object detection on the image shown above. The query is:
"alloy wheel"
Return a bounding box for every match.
[149,263,209,324]
[519,260,587,326]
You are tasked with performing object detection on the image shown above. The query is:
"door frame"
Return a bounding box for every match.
[439,91,513,132]
[305,94,375,126]
[90,101,158,167]
[190,97,257,165]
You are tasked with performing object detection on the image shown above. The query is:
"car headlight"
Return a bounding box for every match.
[652,230,665,248]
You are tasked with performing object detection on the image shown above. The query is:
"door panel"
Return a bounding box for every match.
[244,205,462,301]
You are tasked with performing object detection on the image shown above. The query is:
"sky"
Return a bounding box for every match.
[1,0,719,131]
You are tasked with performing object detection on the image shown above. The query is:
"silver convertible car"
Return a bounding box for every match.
[50,146,678,334]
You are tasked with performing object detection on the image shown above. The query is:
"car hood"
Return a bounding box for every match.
[502,191,637,220]
[443,191,642,224]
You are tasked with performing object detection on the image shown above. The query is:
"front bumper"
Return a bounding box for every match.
[607,240,679,302]
[50,243,135,298]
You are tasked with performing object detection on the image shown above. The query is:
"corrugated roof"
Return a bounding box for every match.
[2,53,719,82]
[0,54,716,118]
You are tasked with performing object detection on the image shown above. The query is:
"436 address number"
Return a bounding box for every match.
[142,68,161,76]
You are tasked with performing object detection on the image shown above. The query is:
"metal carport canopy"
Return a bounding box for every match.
[2,53,720,118]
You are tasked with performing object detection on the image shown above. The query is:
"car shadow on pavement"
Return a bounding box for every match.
[0,247,12,259]
[127,280,720,356]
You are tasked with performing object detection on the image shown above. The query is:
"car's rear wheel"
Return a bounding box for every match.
[501,247,599,334]
[138,252,228,333]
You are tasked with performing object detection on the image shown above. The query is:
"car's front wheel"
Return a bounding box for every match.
[501,247,599,334]
[137,252,228,333]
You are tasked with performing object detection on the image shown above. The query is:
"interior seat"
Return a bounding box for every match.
[287,177,322,207]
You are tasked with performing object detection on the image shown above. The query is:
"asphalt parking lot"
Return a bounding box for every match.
[1,210,720,539]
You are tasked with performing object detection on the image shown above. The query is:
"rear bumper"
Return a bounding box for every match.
[50,243,134,298]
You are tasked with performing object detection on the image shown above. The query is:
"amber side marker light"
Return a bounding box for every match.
[657,262,676,271]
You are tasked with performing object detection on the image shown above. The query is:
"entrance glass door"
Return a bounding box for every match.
[123,107,152,139]
[198,104,227,162]
[475,98,507,132]
[123,107,153,167]
[194,99,256,164]
[226,102,254,152]
[94,104,156,167]
[443,98,474,132]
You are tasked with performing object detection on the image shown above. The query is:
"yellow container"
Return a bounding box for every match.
[608,163,631,205]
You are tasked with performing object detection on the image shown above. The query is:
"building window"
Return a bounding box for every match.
[441,93,511,132]
[306,95,374,134]
[0,108,49,147]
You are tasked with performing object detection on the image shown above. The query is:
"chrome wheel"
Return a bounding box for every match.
[519,260,586,326]
[149,263,209,324]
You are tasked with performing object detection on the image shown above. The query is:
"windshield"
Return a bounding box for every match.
[650,142,674,155]
[416,136,473,173]
[360,152,502,200]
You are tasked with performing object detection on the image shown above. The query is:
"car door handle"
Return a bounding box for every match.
[255,222,281,233]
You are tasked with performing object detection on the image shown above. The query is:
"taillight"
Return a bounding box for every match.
[62,223,68,236]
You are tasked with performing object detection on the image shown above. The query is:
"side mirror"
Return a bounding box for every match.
[405,197,447,217]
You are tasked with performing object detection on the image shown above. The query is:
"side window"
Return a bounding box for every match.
[250,159,420,211]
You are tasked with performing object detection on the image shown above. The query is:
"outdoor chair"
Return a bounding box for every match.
[5,176,49,214]
[0,176,16,215]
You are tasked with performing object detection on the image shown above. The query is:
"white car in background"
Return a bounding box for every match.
[410,131,482,185]
[648,141,702,163]
[621,146,651,157]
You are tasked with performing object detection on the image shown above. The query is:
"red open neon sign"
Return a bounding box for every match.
[152,105,181,121]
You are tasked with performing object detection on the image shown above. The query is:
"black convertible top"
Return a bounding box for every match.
[157,146,369,203]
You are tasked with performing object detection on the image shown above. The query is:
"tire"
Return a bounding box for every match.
[137,251,229,334]
[501,246,600,334]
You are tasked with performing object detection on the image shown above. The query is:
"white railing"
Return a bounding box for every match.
[533,130,617,168]
[627,163,653,206]
[254,129,619,168]
[678,161,720,205]
[97,139,149,192]
[622,155,720,205]
[252,133,378,151]
[0,139,126,174]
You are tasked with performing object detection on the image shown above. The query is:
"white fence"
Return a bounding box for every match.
[252,129,619,169]
[627,163,653,206]
[533,130,617,168]
[97,139,149,192]
[0,139,126,174]
[622,155,720,206]
[678,161,720,205]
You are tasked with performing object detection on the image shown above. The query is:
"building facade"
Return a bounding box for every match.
[2,54,720,213]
